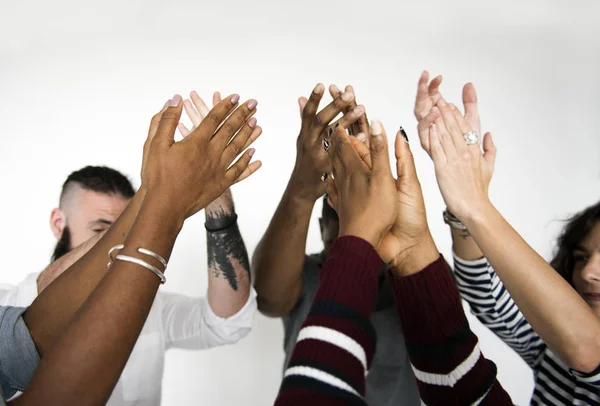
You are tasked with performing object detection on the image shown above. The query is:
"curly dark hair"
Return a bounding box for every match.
[550,201,600,284]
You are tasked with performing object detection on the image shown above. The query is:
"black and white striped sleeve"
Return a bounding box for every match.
[453,254,546,369]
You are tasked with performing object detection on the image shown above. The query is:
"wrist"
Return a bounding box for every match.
[284,177,320,208]
[141,193,185,234]
[390,233,439,277]
[339,225,381,251]
[288,168,323,203]
[460,201,498,231]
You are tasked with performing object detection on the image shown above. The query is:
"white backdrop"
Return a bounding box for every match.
[1,0,599,404]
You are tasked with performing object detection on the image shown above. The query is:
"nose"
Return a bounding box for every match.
[581,252,600,283]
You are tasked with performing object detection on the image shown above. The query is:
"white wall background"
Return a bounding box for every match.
[1,0,599,404]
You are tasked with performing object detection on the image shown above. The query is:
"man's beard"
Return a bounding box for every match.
[51,226,72,262]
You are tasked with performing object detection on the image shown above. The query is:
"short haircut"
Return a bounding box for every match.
[550,200,600,284]
[59,166,135,206]
[322,195,339,222]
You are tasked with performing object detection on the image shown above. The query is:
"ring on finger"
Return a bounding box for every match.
[464,131,479,145]
[320,173,328,183]
[322,138,330,151]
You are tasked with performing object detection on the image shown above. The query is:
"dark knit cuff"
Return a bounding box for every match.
[317,236,382,318]
[389,255,467,342]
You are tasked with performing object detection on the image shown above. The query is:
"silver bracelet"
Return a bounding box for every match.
[107,245,168,284]
[443,210,470,235]
[115,254,167,284]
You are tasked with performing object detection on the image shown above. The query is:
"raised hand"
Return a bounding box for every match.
[144,94,261,219]
[178,90,262,185]
[327,124,436,271]
[291,84,365,201]
[427,98,496,221]
[324,122,397,249]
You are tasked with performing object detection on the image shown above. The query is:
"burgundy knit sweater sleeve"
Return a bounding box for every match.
[389,255,513,406]
[274,236,382,406]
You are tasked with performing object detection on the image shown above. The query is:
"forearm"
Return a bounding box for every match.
[464,204,600,372]
[275,236,379,406]
[16,198,183,406]
[205,192,251,317]
[390,254,512,405]
[37,230,105,293]
[252,180,316,316]
[23,189,145,356]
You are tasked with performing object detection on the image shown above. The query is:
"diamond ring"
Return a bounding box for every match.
[464,131,479,145]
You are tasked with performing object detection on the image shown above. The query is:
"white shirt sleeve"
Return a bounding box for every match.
[0,274,39,307]
[161,287,257,350]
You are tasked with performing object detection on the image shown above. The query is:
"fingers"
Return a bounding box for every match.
[369,121,392,176]
[190,91,210,120]
[450,104,473,140]
[241,124,262,151]
[482,132,497,166]
[417,107,441,153]
[154,95,183,145]
[298,97,308,116]
[232,160,262,185]
[210,99,257,150]
[300,83,325,131]
[178,122,192,138]
[429,123,447,165]
[212,91,222,107]
[436,98,466,151]
[395,127,419,184]
[333,105,365,130]
[311,89,355,138]
[414,71,431,119]
[428,75,443,97]
[462,83,481,135]
[194,94,241,141]
[349,134,372,169]
[221,120,262,167]
[225,148,256,185]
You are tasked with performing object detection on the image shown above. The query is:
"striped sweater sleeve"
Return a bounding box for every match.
[274,236,381,406]
[389,255,513,406]
[453,254,546,369]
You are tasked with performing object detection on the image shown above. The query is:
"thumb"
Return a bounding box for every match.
[395,126,419,185]
[154,95,183,145]
[369,121,392,175]
[482,132,496,166]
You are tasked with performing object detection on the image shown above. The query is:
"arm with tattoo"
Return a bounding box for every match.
[204,189,251,317]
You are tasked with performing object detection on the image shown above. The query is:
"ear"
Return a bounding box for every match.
[50,208,67,240]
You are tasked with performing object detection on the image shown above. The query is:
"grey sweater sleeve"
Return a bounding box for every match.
[0,306,40,400]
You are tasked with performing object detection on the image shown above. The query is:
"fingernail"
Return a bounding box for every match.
[248,148,255,157]
[191,90,199,98]
[400,126,409,143]
[169,95,182,107]
[371,120,383,135]
[247,99,258,110]
[231,94,240,104]
[341,91,353,102]
[313,83,324,95]
[357,133,367,142]
[322,138,330,152]
[321,173,328,183]
[334,123,339,131]
[354,105,365,115]
[248,117,257,128]
[327,127,333,138]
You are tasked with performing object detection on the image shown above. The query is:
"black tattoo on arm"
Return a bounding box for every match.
[206,209,251,291]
